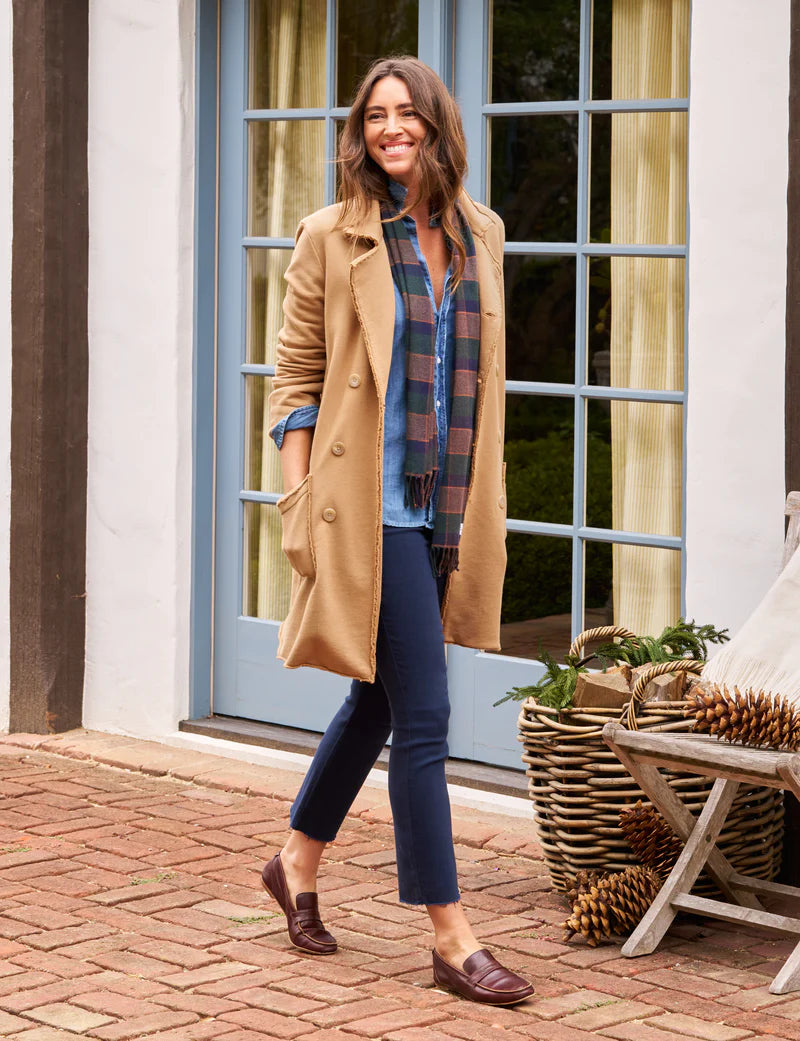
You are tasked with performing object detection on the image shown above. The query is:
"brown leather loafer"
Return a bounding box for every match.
[432,947,535,1006]
[261,853,337,955]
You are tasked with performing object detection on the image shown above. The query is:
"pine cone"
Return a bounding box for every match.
[563,865,662,946]
[565,869,603,906]
[686,683,800,751]
[619,801,683,878]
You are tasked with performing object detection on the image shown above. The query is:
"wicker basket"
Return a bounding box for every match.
[518,626,784,892]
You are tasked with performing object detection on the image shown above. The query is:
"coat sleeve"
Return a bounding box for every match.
[268,222,327,431]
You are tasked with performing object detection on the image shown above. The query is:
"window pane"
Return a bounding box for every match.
[505,255,575,384]
[489,116,578,243]
[250,0,327,109]
[243,502,292,621]
[590,113,687,245]
[244,376,284,496]
[583,540,613,630]
[336,0,419,106]
[505,395,573,526]
[592,0,689,101]
[586,257,685,392]
[499,534,573,660]
[585,399,682,537]
[247,248,292,365]
[490,0,580,103]
[248,121,325,238]
[585,540,682,637]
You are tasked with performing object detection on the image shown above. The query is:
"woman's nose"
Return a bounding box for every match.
[384,115,402,135]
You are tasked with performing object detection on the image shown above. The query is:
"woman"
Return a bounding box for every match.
[264,56,532,1007]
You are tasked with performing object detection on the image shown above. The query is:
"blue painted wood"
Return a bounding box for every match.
[213,0,249,716]
[190,0,219,720]
[417,0,454,88]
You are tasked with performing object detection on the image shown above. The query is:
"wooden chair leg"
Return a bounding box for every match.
[771,939,800,994]
[605,725,762,908]
[622,776,741,957]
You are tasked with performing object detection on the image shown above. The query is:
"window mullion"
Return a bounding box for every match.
[571,0,593,641]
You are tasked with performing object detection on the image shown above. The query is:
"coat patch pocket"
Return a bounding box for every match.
[277,473,316,578]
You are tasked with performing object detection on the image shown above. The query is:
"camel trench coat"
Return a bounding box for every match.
[268,191,507,682]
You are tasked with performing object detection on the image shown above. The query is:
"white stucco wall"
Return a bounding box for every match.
[84,0,195,736]
[685,0,790,633]
[0,0,12,733]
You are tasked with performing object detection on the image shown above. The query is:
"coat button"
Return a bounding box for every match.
[322,507,337,522]
[331,441,345,456]
[498,494,506,509]
[348,374,361,388]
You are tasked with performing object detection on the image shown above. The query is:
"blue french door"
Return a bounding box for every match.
[207,0,689,768]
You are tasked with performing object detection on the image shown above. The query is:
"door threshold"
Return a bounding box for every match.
[179,714,527,798]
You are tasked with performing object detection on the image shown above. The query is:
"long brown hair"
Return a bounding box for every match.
[337,56,470,284]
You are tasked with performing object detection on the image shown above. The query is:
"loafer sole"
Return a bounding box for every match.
[433,973,534,1006]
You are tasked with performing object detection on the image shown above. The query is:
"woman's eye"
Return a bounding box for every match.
[402,110,417,119]
[367,113,383,121]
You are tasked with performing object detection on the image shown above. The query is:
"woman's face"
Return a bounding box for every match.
[363,75,427,190]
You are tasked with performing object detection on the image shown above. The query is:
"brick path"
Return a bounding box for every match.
[0,730,796,1040]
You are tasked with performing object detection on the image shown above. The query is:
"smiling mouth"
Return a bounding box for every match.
[382,143,413,154]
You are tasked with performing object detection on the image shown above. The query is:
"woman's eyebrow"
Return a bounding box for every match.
[364,102,413,112]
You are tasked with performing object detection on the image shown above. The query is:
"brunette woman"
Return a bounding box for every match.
[263,56,533,1006]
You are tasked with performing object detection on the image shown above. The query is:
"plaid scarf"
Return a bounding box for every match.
[381,198,481,575]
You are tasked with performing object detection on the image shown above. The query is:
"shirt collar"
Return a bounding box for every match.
[387,179,441,228]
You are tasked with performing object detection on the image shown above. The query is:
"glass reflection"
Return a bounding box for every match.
[490,116,578,242]
[499,533,573,660]
[336,0,418,106]
[587,257,685,392]
[590,113,687,245]
[247,249,292,366]
[504,255,575,384]
[592,0,689,101]
[585,539,682,637]
[583,541,614,630]
[586,399,682,536]
[248,121,325,239]
[244,376,284,497]
[243,503,292,621]
[250,0,327,109]
[491,0,580,103]
[505,395,573,526]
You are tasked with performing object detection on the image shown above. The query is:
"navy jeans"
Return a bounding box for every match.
[289,526,460,905]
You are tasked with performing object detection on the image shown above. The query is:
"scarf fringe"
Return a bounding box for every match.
[432,546,460,577]
[406,472,438,510]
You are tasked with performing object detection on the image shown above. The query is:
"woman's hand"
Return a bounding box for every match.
[280,427,314,492]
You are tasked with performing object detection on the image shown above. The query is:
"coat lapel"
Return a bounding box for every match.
[459,192,503,380]
[346,193,503,400]
[347,201,395,402]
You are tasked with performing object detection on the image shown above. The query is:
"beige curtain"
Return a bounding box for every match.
[610,0,688,635]
[244,0,325,620]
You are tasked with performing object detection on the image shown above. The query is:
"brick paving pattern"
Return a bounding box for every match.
[0,729,794,1039]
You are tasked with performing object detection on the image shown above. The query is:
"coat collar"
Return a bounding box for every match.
[343,189,497,251]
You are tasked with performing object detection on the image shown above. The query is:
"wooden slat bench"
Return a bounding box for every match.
[603,722,800,994]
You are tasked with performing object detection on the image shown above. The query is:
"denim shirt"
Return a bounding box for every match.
[271,181,455,529]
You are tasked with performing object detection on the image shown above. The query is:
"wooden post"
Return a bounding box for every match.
[9,0,89,732]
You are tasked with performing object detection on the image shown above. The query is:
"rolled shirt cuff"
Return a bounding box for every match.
[270,405,319,449]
